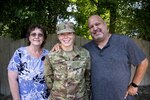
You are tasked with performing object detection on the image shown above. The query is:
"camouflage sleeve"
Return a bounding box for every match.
[85,55,91,99]
[44,55,53,91]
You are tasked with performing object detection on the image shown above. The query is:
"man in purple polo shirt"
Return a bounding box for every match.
[83,15,148,100]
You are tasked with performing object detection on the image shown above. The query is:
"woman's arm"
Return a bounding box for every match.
[8,70,20,100]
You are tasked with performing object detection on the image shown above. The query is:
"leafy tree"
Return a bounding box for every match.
[115,0,150,40]
[0,0,70,39]
[69,0,150,41]
[0,0,150,41]
[132,0,150,40]
[69,0,118,38]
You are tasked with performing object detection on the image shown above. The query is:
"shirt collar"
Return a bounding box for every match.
[92,34,113,50]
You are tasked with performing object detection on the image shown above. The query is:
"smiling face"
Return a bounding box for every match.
[88,15,109,42]
[27,24,47,48]
[58,32,75,49]
[29,28,44,47]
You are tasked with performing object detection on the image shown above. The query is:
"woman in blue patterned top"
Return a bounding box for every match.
[7,24,50,100]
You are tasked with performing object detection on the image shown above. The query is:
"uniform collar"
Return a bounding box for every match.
[60,46,81,60]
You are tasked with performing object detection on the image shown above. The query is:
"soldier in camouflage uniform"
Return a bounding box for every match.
[44,21,91,100]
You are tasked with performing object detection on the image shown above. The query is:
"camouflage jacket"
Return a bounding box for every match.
[44,46,91,100]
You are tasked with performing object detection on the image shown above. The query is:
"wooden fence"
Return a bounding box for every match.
[0,34,150,97]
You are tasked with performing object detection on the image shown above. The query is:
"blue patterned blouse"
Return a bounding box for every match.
[8,47,50,100]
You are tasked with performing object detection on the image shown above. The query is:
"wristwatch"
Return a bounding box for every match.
[130,82,139,88]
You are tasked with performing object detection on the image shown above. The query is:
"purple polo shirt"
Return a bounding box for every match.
[84,34,146,100]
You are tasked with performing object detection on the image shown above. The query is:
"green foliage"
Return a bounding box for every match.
[133,0,150,40]
[0,0,149,41]
[115,0,150,41]
[69,0,118,38]
[71,0,97,38]
[0,0,70,39]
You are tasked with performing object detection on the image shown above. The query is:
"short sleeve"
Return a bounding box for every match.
[126,37,146,66]
[7,49,21,72]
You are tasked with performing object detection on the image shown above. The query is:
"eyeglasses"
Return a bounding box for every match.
[30,33,44,37]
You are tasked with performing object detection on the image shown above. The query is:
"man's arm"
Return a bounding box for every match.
[124,58,149,98]
[8,70,20,100]
[131,58,148,86]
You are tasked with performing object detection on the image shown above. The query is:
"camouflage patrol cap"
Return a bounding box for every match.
[56,21,75,34]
